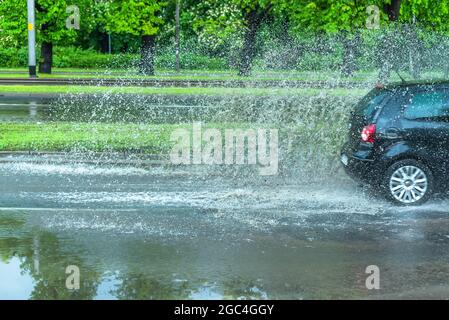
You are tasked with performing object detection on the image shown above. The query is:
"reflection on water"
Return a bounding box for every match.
[0,257,34,300]
[0,102,48,122]
[0,210,279,300]
[0,95,243,124]
[2,161,449,299]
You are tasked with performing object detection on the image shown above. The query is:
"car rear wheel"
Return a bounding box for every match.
[383,159,434,206]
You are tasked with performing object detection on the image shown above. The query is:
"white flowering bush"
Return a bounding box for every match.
[189,0,244,53]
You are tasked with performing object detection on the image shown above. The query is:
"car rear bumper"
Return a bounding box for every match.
[340,143,382,184]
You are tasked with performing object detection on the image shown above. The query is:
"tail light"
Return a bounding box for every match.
[361,124,376,143]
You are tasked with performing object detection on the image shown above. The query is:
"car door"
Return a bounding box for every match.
[400,86,449,177]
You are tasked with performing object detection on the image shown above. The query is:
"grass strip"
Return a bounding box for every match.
[0,85,369,97]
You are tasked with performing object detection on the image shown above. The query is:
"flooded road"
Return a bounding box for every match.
[0,98,49,122]
[2,160,449,299]
[2,95,449,299]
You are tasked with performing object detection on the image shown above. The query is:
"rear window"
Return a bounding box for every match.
[405,90,449,120]
[354,89,389,120]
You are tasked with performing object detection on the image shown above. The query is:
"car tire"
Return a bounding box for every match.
[381,159,434,206]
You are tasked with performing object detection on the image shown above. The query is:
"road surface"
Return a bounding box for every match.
[1,160,449,299]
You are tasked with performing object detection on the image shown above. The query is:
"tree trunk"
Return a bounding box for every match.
[341,32,360,77]
[378,0,402,83]
[99,32,109,54]
[383,0,402,21]
[39,41,53,74]
[140,35,156,75]
[238,9,261,76]
[175,0,181,72]
[377,30,395,84]
[279,18,290,45]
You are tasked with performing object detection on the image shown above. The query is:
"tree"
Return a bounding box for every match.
[106,0,165,75]
[35,0,94,74]
[384,0,401,21]
[290,0,391,77]
[376,0,449,81]
[182,0,243,55]
[399,0,449,27]
[234,0,307,76]
[187,0,284,76]
[86,0,113,53]
[0,0,28,48]
[237,1,271,76]
[0,0,96,72]
[288,0,448,78]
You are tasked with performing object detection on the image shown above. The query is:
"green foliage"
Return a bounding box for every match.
[399,0,449,31]
[0,0,96,46]
[184,0,243,52]
[0,47,29,67]
[2,0,449,74]
[52,47,137,68]
[0,0,28,47]
[290,0,390,33]
[238,0,269,11]
[0,46,137,68]
[0,46,228,69]
[106,0,166,36]
[157,51,228,70]
[37,0,96,43]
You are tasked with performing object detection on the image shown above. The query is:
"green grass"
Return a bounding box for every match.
[0,67,379,81]
[0,122,268,153]
[0,122,178,153]
[0,120,350,161]
[0,70,337,81]
[0,84,368,97]
[1,68,447,83]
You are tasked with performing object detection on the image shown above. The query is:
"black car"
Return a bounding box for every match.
[341,80,449,205]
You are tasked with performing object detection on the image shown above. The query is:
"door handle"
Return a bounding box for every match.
[385,128,400,139]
